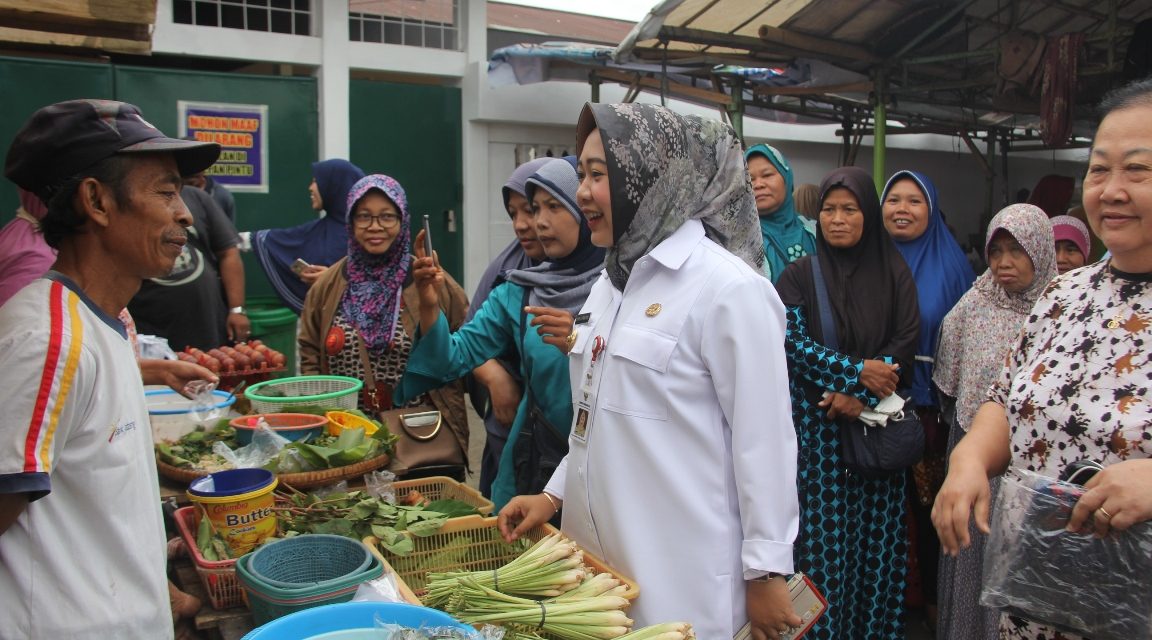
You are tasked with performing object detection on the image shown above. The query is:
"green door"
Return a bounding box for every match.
[349,79,463,282]
[115,65,319,299]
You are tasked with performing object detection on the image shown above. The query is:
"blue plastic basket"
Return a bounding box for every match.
[241,601,471,639]
[248,535,373,591]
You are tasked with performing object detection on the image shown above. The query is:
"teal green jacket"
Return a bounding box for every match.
[394,282,573,509]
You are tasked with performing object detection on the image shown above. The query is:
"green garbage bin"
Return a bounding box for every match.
[247,295,298,377]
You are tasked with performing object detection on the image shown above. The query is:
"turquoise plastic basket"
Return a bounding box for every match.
[248,535,373,591]
[237,544,383,625]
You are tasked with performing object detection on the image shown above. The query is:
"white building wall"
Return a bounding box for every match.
[152,0,1088,291]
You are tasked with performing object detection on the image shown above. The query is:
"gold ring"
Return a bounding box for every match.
[565,331,577,351]
[1097,506,1114,521]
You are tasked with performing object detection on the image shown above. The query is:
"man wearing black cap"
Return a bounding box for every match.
[0,99,220,638]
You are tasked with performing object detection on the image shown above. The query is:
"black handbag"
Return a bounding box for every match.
[837,398,924,478]
[810,257,924,478]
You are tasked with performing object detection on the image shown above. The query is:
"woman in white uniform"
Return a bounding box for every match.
[496,103,802,639]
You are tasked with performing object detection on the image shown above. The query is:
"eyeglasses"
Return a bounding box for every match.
[353,212,401,229]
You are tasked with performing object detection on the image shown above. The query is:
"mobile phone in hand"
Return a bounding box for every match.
[422,214,434,258]
[733,573,828,640]
[290,258,311,276]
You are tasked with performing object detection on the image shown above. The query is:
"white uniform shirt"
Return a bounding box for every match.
[546,220,799,637]
[0,275,171,639]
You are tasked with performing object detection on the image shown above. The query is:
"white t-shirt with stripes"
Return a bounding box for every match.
[0,274,170,639]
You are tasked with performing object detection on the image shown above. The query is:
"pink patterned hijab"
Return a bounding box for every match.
[340,174,412,352]
[934,204,1057,429]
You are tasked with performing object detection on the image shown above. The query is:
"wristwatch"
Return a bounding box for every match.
[750,572,784,582]
[229,306,247,315]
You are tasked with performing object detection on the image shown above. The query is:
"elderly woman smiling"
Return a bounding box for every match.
[933,78,1152,640]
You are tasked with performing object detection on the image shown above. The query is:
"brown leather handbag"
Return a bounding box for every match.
[358,345,466,477]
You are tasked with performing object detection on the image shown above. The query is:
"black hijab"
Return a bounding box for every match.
[776,166,919,370]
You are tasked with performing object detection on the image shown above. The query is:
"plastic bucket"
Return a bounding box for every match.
[248,295,299,377]
[187,468,278,555]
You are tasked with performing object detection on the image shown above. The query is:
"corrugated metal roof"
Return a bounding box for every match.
[611,0,1152,144]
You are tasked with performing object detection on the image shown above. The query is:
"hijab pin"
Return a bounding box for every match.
[645,303,662,317]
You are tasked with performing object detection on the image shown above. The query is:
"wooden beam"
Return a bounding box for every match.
[889,76,995,94]
[0,1,155,42]
[961,131,994,177]
[658,26,777,54]
[592,69,732,106]
[754,81,873,97]
[757,24,881,64]
[1038,0,1112,23]
[0,25,150,54]
[834,126,957,136]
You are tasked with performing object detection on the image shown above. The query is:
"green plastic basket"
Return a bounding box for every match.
[244,375,363,414]
[236,540,383,625]
[248,535,373,591]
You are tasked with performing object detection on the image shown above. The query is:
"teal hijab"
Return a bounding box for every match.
[745,143,817,282]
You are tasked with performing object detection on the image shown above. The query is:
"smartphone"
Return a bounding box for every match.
[290,258,311,276]
[733,573,828,640]
[422,214,434,258]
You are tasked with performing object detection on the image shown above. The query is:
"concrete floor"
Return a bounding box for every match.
[459,396,937,639]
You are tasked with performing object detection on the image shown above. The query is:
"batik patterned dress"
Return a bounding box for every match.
[992,260,1152,640]
[784,304,908,640]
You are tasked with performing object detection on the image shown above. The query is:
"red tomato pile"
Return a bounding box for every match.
[176,340,287,374]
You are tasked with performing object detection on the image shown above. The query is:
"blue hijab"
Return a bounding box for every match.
[881,170,975,407]
[745,144,817,282]
[504,157,605,314]
[253,159,366,313]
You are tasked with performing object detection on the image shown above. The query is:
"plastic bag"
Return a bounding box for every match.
[213,422,291,469]
[364,469,398,502]
[981,467,1152,639]
[138,334,177,361]
[372,619,499,639]
[314,481,349,500]
[352,575,405,604]
[185,379,222,424]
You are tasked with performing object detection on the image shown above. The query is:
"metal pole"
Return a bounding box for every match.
[872,70,887,193]
[727,77,745,143]
[983,132,998,231]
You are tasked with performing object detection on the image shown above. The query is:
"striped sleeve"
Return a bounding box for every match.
[0,281,85,498]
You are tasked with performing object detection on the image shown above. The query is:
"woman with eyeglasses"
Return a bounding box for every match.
[297,174,471,467]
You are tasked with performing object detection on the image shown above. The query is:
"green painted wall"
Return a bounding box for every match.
[114,65,319,299]
[0,56,114,224]
[0,59,467,303]
[348,79,463,283]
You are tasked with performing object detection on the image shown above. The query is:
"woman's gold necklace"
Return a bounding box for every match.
[1106,260,1147,329]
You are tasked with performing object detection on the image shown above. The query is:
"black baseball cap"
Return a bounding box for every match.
[4,99,221,202]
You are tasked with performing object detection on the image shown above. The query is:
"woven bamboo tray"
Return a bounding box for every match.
[363,515,639,608]
[156,452,390,490]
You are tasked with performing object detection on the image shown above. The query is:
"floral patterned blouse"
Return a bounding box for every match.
[990,260,1151,639]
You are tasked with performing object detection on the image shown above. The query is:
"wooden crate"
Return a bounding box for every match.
[363,515,638,607]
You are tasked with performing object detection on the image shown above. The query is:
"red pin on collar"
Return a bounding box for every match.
[591,336,606,362]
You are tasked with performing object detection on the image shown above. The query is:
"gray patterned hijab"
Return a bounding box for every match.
[575,103,764,290]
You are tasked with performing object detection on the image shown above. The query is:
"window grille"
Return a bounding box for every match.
[173,0,312,36]
[349,0,460,51]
